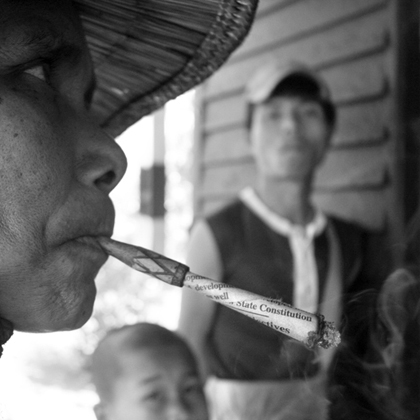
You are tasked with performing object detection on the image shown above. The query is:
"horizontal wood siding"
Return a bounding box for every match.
[193,0,400,232]
[205,7,390,99]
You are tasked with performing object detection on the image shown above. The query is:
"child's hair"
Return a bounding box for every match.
[90,322,198,402]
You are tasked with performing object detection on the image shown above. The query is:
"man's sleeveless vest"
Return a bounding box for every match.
[204,200,385,380]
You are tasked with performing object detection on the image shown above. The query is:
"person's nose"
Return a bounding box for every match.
[279,110,299,136]
[166,396,191,420]
[75,120,127,194]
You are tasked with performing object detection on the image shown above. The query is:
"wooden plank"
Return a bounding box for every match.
[204,95,390,150]
[191,86,205,216]
[334,98,391,147]
[313,189,388,229]
[198,189,388,230]
[206,53,389,110]
[201,160,256,196]
[321,55,388,105]
[314,144,388,189]
[204,95,245,132]
[204,9,389,98]
[232,0,388,60]
[205,54,388,112]
[200,142,388,197]
[204,127,250,164]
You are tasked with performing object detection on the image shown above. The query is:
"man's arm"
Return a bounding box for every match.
[177,219,223,379]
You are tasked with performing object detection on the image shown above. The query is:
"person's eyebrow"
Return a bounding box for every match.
[0,26,52,66]
[3,26,75,70]
[137,374,161,385]
[11,24,64,60]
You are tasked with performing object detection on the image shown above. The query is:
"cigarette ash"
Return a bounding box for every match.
[328,269,420,420]
[307,316,341,349]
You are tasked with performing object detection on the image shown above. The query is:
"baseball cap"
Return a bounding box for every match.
[246,61,332,105]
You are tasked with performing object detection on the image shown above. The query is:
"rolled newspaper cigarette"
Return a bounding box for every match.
[98,237,340,349]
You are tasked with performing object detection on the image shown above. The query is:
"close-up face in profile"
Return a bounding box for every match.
[100,345,208,420]
[0,0,127,332]
[250,95,331,180]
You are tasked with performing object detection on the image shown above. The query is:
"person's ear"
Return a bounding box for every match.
[317,127,334,163]
[94,402,108,420]
[245,103,254,132]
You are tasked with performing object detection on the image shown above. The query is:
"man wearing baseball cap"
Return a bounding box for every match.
[179,60,390,419]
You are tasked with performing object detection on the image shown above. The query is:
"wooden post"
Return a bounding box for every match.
[140,108,166,254]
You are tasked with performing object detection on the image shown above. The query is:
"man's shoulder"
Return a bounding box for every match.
[327,214,373,238]
[206,198,244,222]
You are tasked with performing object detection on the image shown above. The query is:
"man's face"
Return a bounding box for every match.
[97,346,208,420]
[0,0,127,332]
[250,95,332,180]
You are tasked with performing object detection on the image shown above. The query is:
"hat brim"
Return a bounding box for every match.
[75,0,258,137]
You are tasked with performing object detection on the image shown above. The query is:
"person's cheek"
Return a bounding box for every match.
[0,96,71,204]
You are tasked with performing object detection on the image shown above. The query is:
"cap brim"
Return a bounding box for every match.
[246,61,331,105]
[75,0,258,136]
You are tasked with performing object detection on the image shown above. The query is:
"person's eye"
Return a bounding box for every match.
[23,64,50,84]
[183,379,202,395]
[301,104,322,119]
[266,109,282,120]
[143,390,164,403]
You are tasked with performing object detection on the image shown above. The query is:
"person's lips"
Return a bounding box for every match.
[47,196,116,266]
[73,235,108,253]
[58,234,110,268]
[57,217,114,260]
[54,202,115,249]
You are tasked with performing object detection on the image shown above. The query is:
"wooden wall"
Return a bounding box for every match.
[192,0,414,257]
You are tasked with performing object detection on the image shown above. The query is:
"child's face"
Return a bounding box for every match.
[97,345,208,420]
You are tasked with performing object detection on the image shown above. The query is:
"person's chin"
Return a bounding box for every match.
[48,265,99,332]
[15,281,97,333]
[14,261,100,333]
[59,295,96,331]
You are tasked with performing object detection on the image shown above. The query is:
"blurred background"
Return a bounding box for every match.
[1,0,419,418]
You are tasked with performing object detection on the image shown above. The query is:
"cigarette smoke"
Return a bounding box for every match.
[328,268,420,419]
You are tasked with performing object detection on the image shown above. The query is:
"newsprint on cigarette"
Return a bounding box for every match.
[98,237,341,349]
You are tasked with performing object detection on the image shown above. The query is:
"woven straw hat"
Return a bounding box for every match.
[74,0,258,136]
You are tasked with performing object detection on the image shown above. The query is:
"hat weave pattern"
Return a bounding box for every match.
[75,0,258,136]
